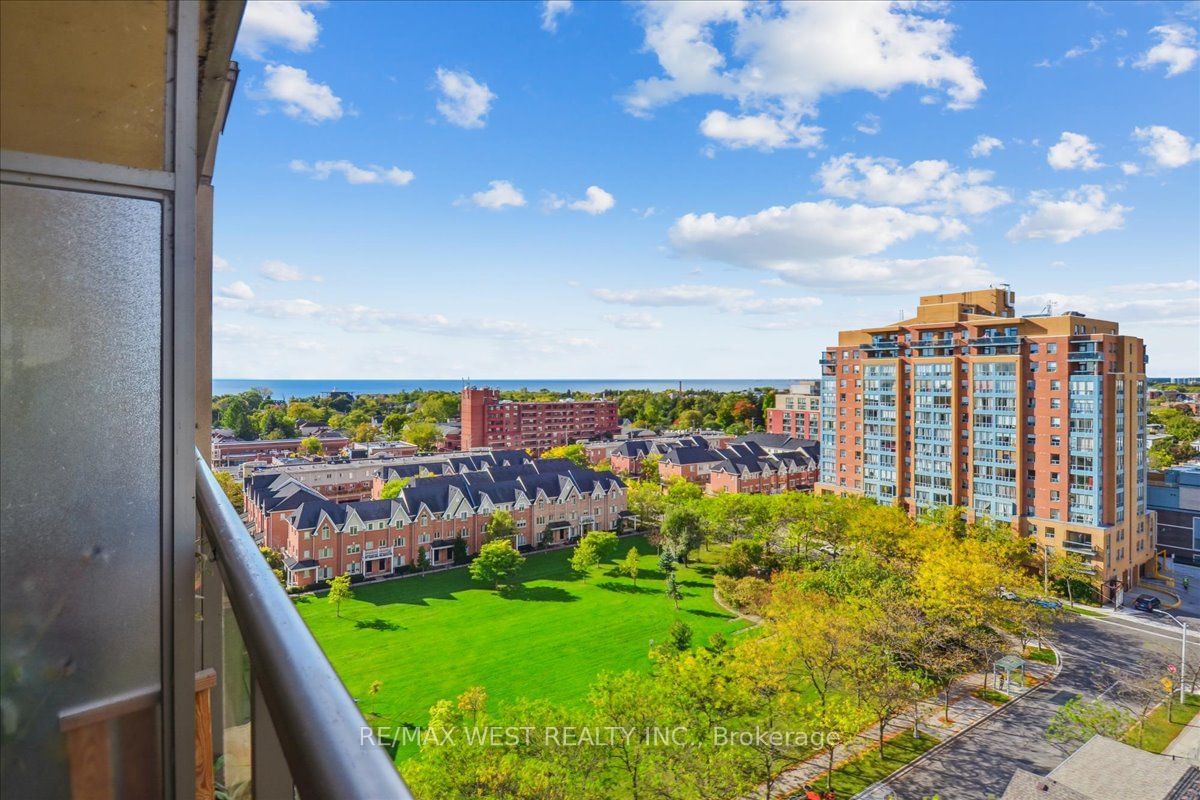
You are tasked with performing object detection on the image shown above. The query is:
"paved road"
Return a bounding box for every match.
[879,614,1186,800]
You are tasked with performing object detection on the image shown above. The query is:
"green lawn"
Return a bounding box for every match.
[805,732,941,798]
[297,536,747,763]
[1126,693,1200,753]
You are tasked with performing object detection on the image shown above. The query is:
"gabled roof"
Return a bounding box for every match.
[662,445,725,466]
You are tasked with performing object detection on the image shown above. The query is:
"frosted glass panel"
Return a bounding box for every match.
[0,183,162,797]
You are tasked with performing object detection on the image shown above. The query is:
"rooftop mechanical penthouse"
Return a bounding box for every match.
[815,287,1155,593]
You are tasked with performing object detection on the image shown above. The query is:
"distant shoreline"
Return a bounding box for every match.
[212,378,803,399]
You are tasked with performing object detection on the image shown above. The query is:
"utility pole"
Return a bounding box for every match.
[1043,545,1050,594]
[1154,610,1189,703]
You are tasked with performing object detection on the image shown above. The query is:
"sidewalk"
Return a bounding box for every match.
[1163,709,1200,766]
[745,647,1058,799]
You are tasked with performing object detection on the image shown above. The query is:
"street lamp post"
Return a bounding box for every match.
[1153,609,1189,703]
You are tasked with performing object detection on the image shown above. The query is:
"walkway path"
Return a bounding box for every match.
[746,646,1058,799]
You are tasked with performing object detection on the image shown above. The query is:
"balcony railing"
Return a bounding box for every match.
[1062,539,1096,555]
[196,451,413,799]
[1068,351,1102,361]
[970,335,1020,346]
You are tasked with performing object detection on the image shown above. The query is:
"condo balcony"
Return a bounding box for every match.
[1067,350,1102,362]
[969,335,1020,346]
[1062,538,1096,555]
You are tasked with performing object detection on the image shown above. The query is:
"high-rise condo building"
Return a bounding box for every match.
[815,288,1155,592]
[766,380,821,439]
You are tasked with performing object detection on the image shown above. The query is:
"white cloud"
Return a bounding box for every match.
[218,280,255,300]
[466,180,526,210]
[568,185,615,215]
[816,154,1012,215]
[260,260,323,283]
[1134,24,1198,77]
[262,64,342,123]
[1120,162,1141,175]
[289,159,414,186]
[699,110,823,151]
[632,207,657,218]
[238,0,325,60]
[541,0,572,33]
[970,135,1004,158]
[593,284,821,315]
[624,2,985,141]
[667,199,992,292]
[1007,185,1128,243]
[855,114,881,136]
[1132,125,1200,168]
[213,254,233,273]
[593,284,753,307]
[1064,34,1106,59]
[434,68,496,129]
[604,312,663,330]
[1047,131,1103,170]
[1022,289,1200,328]
[1108,279,1200,294]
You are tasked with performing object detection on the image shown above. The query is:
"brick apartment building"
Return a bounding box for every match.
[261,459,628,588]
[461,387,620,453]
[814,287,1155,592]
[767,381,821,439]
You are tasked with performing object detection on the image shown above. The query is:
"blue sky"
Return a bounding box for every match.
[213,0,1200,380]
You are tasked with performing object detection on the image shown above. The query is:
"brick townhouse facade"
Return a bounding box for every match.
[461,387,620,453]
[270,459,628,588]
[211,427,350,466]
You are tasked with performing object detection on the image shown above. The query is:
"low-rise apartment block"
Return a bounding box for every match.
[814,287,1155,592]
[212,427,351,466]
[767,381,821,439]
[461,386,620,453]
[1148,463,1200,565]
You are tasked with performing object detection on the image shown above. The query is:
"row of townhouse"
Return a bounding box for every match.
[610,434,820,494]
[256,459,629,588]
[243,449,535,525]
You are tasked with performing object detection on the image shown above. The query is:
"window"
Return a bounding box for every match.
[1047,343,1058,354]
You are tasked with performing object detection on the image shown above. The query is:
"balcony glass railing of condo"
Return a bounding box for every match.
[196,452,413,800]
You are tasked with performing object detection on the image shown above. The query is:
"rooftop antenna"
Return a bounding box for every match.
[1041,300,1056,316]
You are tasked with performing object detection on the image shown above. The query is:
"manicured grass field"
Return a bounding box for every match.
[296,536,748,763]
[1126,693,1200,753]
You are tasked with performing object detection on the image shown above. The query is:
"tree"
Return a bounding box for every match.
[219,396,256,440]
[719,538,764,579]
[627,480,666,530]
[858,661,925,757]
[452,535,468,564]
[328,573,353,618]
[1050,551,1095,606]
[581,530,619,562]
[640,453,662,482]
[214,470,244,513]
[665,572,682,610]
[621,546,641,586]
[299,436,323,455]
[367,679,383,718]
[352,422,378,443]
[378,477,410,500]
[381,412,408,438]
[1046,696,1135,747]
[469,540,525,590]
[660,506,706,564]
[668,619,693,652]
[402,419,442,450]
[571,539,601,579]
[541,443,589,467]
[415,546,431,574]
[484,509,516,543]
[675,409,703,429]
[658,549,676,575]
[806,697,872,794]
[664,477,703,506]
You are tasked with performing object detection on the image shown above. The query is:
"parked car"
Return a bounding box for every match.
[999,588,1019,601]
[1133,594,1162,612]
[1028,597,1063,609]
